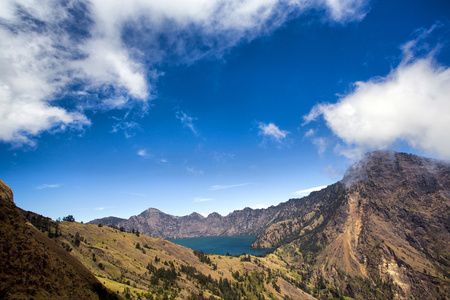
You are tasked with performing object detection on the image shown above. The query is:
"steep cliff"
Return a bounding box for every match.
[256,151,450,299]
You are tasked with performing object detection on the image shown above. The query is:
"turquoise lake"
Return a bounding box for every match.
[169,235,273,256]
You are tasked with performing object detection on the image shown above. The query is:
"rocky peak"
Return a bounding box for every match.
[207,212,222,218]
[188,212,204,219]
[342,150,447,189]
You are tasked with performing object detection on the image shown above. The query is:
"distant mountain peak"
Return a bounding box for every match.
[207,212,222,218]
[143,207,164,214]
[188,212,204,219]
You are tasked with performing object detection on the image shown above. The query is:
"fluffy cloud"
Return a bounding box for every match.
[304,27,450,159]
[258,122,289,143]
[0,0,369,145]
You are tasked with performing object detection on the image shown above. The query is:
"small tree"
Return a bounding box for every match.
[62,215,75,222]
[74,232,81,247]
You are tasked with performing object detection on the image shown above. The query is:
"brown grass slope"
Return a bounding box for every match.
[0,179,122,300]
[56,221,315,299]
[255,151,450,299]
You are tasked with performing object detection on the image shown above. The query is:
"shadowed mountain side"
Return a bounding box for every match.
[0,179,122,300]
[256,151,450,299]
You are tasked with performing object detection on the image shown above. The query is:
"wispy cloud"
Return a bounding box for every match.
[36,184,61,190]
[294,185,328,196]
[157,158,168,164]
[304,129,328,155]
[304,24,450,159]
[258,122,289,144]
[209,182,253,191]
[111,121,142,139]
[137,149,150,158]
[213,152,235,163]
[193,197,214,203]
[187,167,204,176]
[176,109,198,136]
[127,192,146,197]
[0,0,369,146]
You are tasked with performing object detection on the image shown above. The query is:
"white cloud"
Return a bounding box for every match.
[322,164,342,180]
[36,183,61,190]
[111,121,142,138]
[187,167,204,176]
[258,122,289,143]
[324,0,369,22]
[304,129,327,155]
[0,0,369,146]
[137,149,150,158]
[304,26,450,159]
[176,109,198,136]
[294,185,328,196]
[193,197,214,203]
[210,182,253,191]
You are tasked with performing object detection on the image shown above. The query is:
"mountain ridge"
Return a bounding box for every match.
[256,151,450,298]
[88,151,450,299]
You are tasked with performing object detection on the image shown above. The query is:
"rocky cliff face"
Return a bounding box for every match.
[256,151,450,299]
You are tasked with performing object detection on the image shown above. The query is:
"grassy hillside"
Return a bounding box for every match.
[55,221,315,300]
[0,179,122,300]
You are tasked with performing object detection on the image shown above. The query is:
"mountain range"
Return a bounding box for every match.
[1,150,449,299]
[89,151,450,299]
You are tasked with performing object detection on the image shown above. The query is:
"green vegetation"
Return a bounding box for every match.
[51,221,311,299]
[63,214,76,222]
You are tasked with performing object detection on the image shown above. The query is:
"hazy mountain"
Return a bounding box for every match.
[0,179,122,300]
[88,191,330,239]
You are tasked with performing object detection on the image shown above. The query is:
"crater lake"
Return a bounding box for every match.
[169,235,273,256]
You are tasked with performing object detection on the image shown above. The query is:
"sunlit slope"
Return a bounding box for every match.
[254,151,450,299]
[0,179,122,300]
[57,221,315,299]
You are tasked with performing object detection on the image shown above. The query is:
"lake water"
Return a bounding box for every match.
[169,235,273,256]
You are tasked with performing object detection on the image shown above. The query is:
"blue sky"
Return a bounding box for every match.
[1,0,450,222]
